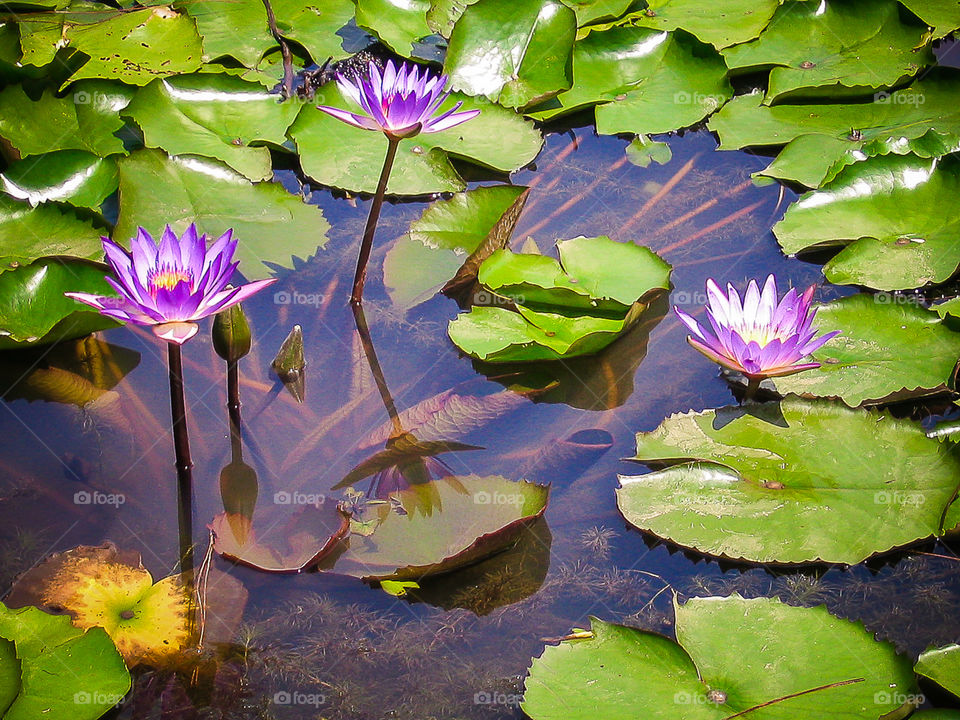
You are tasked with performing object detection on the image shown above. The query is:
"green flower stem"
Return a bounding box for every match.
[167,342,195,575]
[352,134,401,305]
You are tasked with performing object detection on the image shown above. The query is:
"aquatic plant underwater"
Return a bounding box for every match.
[0,0,958,719]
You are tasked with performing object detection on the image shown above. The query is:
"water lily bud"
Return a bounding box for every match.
[212,304,252,364]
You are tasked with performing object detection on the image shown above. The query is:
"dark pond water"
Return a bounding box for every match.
[1,125,958,719]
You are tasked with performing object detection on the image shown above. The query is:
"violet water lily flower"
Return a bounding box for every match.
[66,224,276,345]
[674,275,839,379]
[317,59,480,138]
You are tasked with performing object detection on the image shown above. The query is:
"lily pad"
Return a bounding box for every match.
[934,296,960,320]
[445,0,576,110]
[0,602,130,720]
[0,258,118,348]
[774,153,960,290]
[0,150,117,209]
[523,596,917,720]
[290,84,543,194]
[448,236,670,362]
[617,398,960,564]
[114,149,329,281]
[123,73,300,181]
[625,0,781,48]
[527,27,732,137]
[63,6,203,87]
[626,135,673,167]
[211,501,351,573]
[178,0,354,67]
[320,476,549,581]
[560,0,633,27]
[916,644,960,698]
[771,294,960,406]
[900,0,960,38]
[356,0,432,56]
[708,72,960,188]
[0,82,130,158]
[383,185,529,311]
[0,195,106,269]
[722,0,933,102]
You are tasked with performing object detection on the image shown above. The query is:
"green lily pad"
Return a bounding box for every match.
[114,149,329,281]
[771,294,960,406]
[64,6,203,86]
[383,185,529,311]
[426,0,482,36]
[528,27,732,137]
[0,82,131,158]
[900,0,960,38]
[321,476,549,581]
[626,135,673,167]
[722,0,933,102]
[523,596,917,720]
[0,150,117,209]
[0,259,118,348]
[916,644,960,698]
[708,72,960,188]
[449,236,670,362]
[625,0,781,48]
[123,73,301,181]
[0,602,130,720]
[774,153,960,290]
[934,296,960,319]
[560,0,633,27]
[178,0,354,67]
[0,195,106,269]
[617,398,960,564]
[290,84,543,195]
[910,713,960,720]
[445,0,577,110]
[356,0,432,56]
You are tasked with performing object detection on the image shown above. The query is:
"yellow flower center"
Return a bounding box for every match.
[735,324,777,347]
[149,268,192,294]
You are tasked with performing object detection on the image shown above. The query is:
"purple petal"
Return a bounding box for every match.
[316,105,382,131]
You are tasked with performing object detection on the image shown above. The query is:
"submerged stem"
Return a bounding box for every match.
[352,302,404,436]
[167,342,195,576]
[352,135,401,305]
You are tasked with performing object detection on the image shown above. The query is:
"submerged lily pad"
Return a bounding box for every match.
[114,149,329,281]
[0,83,131,158]
[448,236,670,362]
[211,501,351,573]
[708,72,960,188]
[291,83,543,195]
[0,602,130,720]
[384,185,529,311]
[444,0,577,109]
[0,259,118,348]
[774,153,960,290]
[523,596,917,720]
[770,294,960,406]
[916,644,960,698]
[321,476,549,581]
[722,0,933,102]
[123,74,301,182]
[617,398,960,564]
[528,27,732,136]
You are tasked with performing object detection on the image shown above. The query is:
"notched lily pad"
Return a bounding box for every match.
[915,644,960,698]
[617,398,960,564]
[522,596,917,720]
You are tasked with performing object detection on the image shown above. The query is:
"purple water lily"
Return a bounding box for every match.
[317,59,480,139]
[675,275,839,379]
[66,224,276,345]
